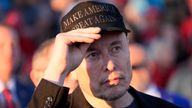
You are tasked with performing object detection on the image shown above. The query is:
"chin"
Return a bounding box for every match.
[96,85,128,101]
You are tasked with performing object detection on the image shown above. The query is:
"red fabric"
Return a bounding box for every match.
[2,88,15,108]
[180,17,192,54]
[152,65,176,88]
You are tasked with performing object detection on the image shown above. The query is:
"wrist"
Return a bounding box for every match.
[43,64,68,86]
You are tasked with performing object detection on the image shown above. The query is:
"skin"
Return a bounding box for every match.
[30,53,50,86]
[0,25,15,83]
[129,44,151,92]
[30,40,54,86]
[43,27,133,108]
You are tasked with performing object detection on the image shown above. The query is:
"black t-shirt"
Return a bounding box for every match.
[126,99,139,108]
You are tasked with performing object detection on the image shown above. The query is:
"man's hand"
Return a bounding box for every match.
[43,27,101,86]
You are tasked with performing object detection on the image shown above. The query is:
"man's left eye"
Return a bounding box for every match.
[111,46,121,53]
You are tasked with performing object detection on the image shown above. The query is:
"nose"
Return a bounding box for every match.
[105,58,116,72]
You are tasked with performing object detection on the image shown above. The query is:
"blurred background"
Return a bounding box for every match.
[0,0,192,107]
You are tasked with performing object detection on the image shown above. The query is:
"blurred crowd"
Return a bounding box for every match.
[0,0,192,107]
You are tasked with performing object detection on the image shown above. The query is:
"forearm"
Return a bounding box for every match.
[41,27,101,86]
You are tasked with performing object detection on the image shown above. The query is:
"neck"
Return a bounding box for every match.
[107,91,133,108]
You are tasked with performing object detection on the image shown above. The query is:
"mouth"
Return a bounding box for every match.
[103,77,124,87]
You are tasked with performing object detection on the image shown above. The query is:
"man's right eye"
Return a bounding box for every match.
[87,51,99,60]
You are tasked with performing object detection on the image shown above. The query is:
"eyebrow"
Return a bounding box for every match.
[87,47,97,52]
[111,40,122,46]
[87,40,122,52]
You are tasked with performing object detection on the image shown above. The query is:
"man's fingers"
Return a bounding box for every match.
[68,27,101,34]
[56,27,101,45]
[63,32,101,39]
[56,32,101,45]
[62,35,99,44]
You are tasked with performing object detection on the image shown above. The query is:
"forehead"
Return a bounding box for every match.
[89,32,127,48]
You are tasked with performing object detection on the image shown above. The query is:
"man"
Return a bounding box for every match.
[28,1,179,108]
[0,24,34,108]
[129,43,191,108]
[30,39,55,87]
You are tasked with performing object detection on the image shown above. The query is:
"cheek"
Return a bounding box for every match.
[77,60,104,94]
[86,61,103,81]
[116,54,131,72]
[77,60,103,85]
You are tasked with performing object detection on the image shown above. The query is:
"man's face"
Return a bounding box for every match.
[76,32,132,101]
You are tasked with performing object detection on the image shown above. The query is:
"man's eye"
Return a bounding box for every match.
[87,51,99,60]
[111,46,121,53]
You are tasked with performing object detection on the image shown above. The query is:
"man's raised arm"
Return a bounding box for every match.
[28,27,101,108]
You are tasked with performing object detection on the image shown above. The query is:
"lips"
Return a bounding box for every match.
[103,77,124,86]
[109,78,121,85]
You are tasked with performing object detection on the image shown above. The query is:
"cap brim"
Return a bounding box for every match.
[100,27,130,33]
